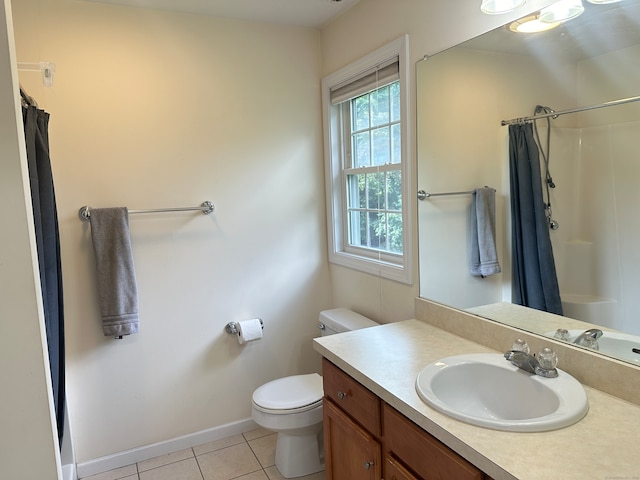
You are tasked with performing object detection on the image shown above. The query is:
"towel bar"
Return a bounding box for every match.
[78,201,214,221]
[417,186,495,201]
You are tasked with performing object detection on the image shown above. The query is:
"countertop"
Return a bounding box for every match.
[313,319,640,480]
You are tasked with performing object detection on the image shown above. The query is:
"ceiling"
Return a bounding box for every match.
[81,0,360,27]
[459,1,640,62]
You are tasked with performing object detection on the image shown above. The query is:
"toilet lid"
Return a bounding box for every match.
[252,373,323,411]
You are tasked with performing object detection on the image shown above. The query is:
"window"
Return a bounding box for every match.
[345,81,402,254]
[322,36,412,284]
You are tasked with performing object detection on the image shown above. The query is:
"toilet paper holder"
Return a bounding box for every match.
[225,319,264,335]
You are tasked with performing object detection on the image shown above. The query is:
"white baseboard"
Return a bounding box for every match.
[76,418,258,479]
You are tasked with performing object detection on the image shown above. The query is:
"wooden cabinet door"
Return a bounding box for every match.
[385,454,420,480]
[383,404,483,480]
[324,398,381,480]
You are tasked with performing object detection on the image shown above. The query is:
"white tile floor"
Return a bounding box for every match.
[79,428,326,480]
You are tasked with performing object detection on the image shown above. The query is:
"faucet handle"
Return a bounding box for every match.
[511,338,530,354]
[553,328,570,341]
[537,347,558,370]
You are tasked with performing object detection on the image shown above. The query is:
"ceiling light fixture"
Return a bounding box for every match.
[586,0,622,3]
[509,14,561,33]
[481,0,526,14]
[540,0,585,23]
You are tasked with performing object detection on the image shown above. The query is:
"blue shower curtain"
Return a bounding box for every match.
[23,103,65,446]
[509,123,563,315]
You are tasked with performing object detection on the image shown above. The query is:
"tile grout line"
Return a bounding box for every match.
[193,437,263,480]
[134,448,201,479]
[237,436,264,480]
[192,446,207,480]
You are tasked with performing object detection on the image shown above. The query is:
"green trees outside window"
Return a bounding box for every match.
[346,81,403,254]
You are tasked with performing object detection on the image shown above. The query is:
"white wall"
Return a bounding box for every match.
[12,0,331,463]
[319,0,555,320]
[0,1,62,478]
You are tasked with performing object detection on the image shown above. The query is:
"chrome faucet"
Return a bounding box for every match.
[573,328,603,348]
[504,346,559,378]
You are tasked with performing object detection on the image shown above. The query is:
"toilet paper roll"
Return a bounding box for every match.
[237,318,263,344]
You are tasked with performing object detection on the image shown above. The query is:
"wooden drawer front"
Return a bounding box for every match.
[383,404,483,480]
[384,454,420,480]
[322,358,381,436]
[324,398,382,480]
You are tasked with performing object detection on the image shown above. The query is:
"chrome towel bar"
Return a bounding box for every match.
[78,201,214,222]
[417,187,494,201]
[418,190,474,200]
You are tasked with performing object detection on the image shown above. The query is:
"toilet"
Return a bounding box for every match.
[251,308,379,478]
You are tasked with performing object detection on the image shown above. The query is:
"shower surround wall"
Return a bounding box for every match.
[547,120,640,336]
[548,126,623,330]
[548,44,640,335]
[12,0,332,465]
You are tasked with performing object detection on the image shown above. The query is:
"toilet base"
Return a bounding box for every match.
[274,427,325,478]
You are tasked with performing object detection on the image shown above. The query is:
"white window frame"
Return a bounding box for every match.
[321,35,413,284]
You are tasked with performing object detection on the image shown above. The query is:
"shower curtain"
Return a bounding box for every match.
[23,103,65,445]
[509,123,563,315]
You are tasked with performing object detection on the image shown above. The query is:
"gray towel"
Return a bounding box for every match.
[89,207,139,337]
[470,187,501,277]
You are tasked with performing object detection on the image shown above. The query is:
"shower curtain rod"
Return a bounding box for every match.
[17,61,56,87]
[78,201,214,222]
[501,95,640,126]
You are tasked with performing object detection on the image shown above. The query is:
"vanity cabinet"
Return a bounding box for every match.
[384,455,419,480]
[322,358,492,480]
[324,399,382,480]
[323,356,382,480]
[384,404,485,480]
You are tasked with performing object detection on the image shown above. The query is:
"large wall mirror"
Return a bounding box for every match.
[417,0,640,366]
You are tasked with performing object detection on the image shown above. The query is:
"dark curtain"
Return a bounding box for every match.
[23,104,65,446]
[509,123,563,315]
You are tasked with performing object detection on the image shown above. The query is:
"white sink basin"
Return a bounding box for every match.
[545,330,640,365]
[415,353,589,432]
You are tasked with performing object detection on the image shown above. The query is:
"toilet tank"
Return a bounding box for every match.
[318,308,379,336]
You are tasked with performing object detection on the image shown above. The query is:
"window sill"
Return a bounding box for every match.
[329,249,412,285]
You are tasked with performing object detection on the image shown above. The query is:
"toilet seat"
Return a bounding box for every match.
[252,373,323,414]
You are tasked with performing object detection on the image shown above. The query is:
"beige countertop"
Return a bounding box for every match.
[313,319,640,480]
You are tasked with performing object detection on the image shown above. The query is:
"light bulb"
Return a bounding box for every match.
[481,0,526,14]
[509,14,561,33]
[540,0,585,23]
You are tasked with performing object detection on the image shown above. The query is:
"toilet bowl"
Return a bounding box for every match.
[252,374,324,478]
[251,308,379,478]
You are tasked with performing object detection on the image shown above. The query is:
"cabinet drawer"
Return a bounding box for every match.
[322,358,381,436]
[385,454,419,480]
[383,404,483,480]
